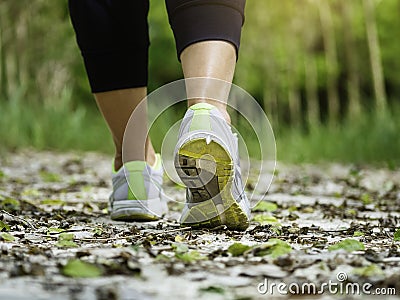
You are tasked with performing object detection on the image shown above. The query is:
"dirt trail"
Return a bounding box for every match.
[0,151,399,299]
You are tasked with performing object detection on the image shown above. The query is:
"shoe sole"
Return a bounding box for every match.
[175,138,249,231]
[110,200,164,222]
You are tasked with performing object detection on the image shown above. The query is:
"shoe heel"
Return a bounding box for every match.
[175,138,233,201]
[175,138,250,230]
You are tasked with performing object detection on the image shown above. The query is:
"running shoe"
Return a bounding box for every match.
[174,103,251,231]
[109,154,168,221]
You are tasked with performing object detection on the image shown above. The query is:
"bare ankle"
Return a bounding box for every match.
[188,100,231,124]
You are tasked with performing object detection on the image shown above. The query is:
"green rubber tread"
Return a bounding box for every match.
[111,212,159,222]
[178,138,249,231]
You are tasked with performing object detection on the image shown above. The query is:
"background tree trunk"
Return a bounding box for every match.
[363,0,387,112]
[304,56,320,127]
[0,12,9,100]
[317,0,340,124]
[342,0,361,117]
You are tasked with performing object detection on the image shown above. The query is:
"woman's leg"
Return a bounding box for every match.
[69,0,167,221]
[94,88,155,171]
[68,0,153,171]
[166,0,246,121]
[180,41,236,123]
[167,0,250,230]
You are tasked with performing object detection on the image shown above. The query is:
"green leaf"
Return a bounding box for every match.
[41,199,65,206]
[48,227,64,234]
[1,232,15,241]
[59,233,74,240]
[0,220,11,232]
[22,189,40,197]
[56,233,77,248]
[92,227,103,236]
[155,254,170,262]
[62,259,102,278]
[353,264,384,277]
[328,239,365,252]
[0,198,20,212]
[353,231,364,237]
[361,193,373,205]
[253,214,279,225]
[228,242,252,257]
[171,243,189,254]
[394,229,400,241]
[271,225,282,235]
[199,286,225,294]
[56,240,78,248]
[346,209,357,216]
[0,170,5,179]
[175,250,206,263]
[302,206,314,213]
[174,235,186,243]
[254,239,292,258]
[39,171,61,183]
[253,201,278,212]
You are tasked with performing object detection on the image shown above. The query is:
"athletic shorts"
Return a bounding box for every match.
[68,0,246,93]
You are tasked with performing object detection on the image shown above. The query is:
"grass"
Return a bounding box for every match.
[0,88,113,154]
[276,108,400,166]
[1,89,399,167]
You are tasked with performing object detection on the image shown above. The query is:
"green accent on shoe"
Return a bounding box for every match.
[181,199,249,231]
[189,103,212,132]
[112,160,119,174]
[125,161,147,200]
[112,212,159,222]
[189,103,215,110]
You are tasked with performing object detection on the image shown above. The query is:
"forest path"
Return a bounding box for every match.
[0,151,399,299]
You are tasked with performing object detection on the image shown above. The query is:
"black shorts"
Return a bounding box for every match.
[68,0,246,93]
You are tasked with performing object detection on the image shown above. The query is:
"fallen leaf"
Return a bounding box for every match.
[199,286,225,294]
[155,254,171,262]
[176,250,206,263]
[0,232,15,241]
[353,231,364,237]
[253,214,279,225]
[253,239,292,258]
[92,227,103,236]
[21,189,40,197]
[361,193,373,205]
[171,243,189,254]
[353,264,384,277]
[328,239,365,252]
[253,201,278,212]
[48,227,64,234]
[0,198,20,212]
[62,259,102,278]
[41,199,65,206]
[394,229,400,242]
[0,220,10,232]
[228,242,252,257]
[39,171,61,183]
[174,235,186,243]
[56,233,77,248]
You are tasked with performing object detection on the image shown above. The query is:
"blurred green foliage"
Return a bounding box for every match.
[0,0,399,164]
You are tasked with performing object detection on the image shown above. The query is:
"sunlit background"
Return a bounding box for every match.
[0,0,399,165]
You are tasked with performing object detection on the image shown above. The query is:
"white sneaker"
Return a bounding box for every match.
[109,154,168,221]
[174,103,250,231]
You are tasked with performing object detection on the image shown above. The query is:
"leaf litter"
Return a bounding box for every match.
[0,150,399,299]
